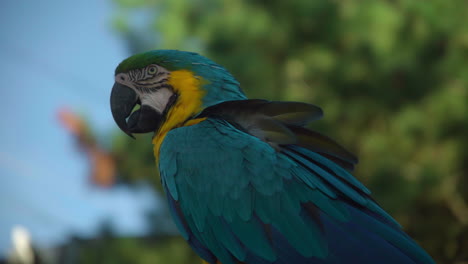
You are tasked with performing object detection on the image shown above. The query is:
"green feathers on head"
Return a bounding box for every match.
[116,50,247,108]
[115,50,196,74]
[116,50,227,76]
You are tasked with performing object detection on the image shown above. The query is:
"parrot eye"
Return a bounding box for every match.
[148,66,158,75]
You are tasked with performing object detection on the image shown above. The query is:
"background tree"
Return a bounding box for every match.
[80,0,468,263]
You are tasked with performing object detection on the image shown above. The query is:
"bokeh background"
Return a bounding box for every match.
[1,0,467,263]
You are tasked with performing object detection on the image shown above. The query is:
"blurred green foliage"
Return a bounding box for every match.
[101,0,468,263]
[65,223,196,264]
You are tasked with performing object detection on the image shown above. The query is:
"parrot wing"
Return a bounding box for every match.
[198,99,358,171]
[159,101,434,264]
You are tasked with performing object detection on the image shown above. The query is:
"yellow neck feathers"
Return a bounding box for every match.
[152,70,206,159]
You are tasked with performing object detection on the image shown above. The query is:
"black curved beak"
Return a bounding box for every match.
[110,82,164,138]
[110,82,138,138]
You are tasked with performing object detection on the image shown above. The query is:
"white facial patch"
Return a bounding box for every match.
[141,88,174,113]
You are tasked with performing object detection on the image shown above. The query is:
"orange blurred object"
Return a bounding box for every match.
[57,107,116,188]
[57,107,87,137]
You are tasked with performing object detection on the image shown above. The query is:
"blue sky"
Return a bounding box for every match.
[0,0,159,255]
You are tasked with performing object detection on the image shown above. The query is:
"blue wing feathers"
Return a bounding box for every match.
[165,190,189,240]
[283,148,368,206]
[227,215,277,261]
[288,145,369,194]
[160,151,179,200]
[209,215,247,261]
[290,163,337,198]
[160,118,434,264]
[283,146,402,229]
[165,190,217,263]
[317,209,416,264]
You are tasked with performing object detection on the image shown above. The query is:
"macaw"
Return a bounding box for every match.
[110,50,434,264]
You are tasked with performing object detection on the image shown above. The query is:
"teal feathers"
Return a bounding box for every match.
[160,116,434,264]
[115,50,435,264]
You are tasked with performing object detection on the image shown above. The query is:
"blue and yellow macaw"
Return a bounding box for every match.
[110,50,434,264]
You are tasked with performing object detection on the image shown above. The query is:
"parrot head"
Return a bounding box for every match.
[110,50,246,138]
